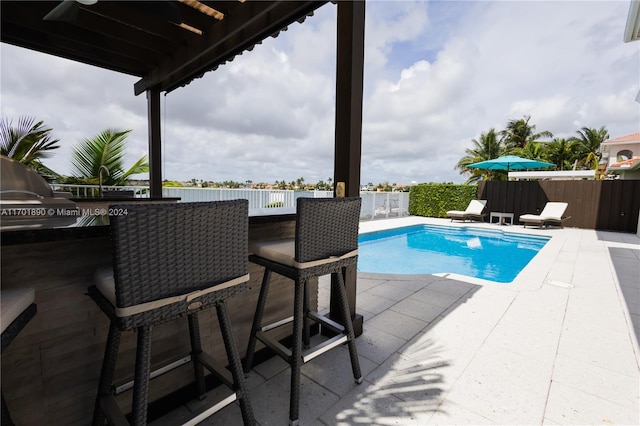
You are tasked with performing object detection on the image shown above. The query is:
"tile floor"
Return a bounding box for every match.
[158,217,640,425]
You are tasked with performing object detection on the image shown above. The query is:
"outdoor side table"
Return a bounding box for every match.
[489,212,514,225]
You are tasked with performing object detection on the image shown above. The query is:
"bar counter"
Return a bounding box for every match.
[1,205,316,425]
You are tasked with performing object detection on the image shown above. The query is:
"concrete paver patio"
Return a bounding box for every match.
[163,217,640,425]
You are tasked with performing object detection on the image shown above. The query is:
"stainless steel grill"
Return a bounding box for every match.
[0,156,78,227]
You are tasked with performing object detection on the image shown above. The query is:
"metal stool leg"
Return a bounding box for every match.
[288,278,305,426]
[243,269,272,372]
[335,269,362,383]
[131,325,153,426]
[188,313,207,399]
[217,301,256,426]
[92,322,122,426]
[303,279,310,349]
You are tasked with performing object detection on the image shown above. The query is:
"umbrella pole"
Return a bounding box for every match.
[504,165,509,214]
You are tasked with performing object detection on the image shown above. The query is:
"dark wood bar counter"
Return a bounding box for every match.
[1,208,317,425]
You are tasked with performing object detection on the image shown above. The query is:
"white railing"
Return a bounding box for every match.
[49,184,410,219]
[50,184,149,198]
[162,187,295,208]
[296,191,410,220]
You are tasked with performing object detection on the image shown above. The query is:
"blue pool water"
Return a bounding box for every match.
[358,225,549,283]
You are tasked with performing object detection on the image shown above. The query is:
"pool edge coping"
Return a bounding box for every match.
[358,216,568,292]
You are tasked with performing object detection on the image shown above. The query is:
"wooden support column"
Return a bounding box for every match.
[330,0,365,337]
[147,88,163,198]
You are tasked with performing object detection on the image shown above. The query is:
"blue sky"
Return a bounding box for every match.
[1,1,639,186]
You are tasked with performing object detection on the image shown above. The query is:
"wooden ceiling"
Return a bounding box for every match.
[1,0,328,95]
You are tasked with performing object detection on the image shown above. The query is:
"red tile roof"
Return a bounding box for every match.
[609,157,640,168]
[604,132,640,144]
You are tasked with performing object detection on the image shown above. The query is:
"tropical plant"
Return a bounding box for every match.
[569,126,609,170]
[455,128,504,183]
[162,180,184,187]
[0,116,61,180]
[66,129,148,186]
[500,115,553,150]
[511,141,548,162]
[545,137,578,170]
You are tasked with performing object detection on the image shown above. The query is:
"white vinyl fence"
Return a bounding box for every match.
[50,184,409,220]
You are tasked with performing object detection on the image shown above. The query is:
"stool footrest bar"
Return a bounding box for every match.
[114,355,192,395]
[182,389,237,426]
[308,311,345,334]
[99,395,128,426]
[256,331,292,360]
[261,316,294,332]
[302,335,348,363]
[197,352,234,388]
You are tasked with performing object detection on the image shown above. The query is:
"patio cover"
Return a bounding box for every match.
[1,1,326,95]
[0,0,366,333]
[0,1,365,198]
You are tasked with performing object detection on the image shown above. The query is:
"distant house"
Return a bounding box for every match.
[600,132,640,180]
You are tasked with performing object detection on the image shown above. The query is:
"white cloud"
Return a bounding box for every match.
[1,1,638,186]
[360,0,639,184]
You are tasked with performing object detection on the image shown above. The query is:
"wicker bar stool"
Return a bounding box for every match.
[88,200,254,425]
[1,288,37,426]
[243,197,363,426]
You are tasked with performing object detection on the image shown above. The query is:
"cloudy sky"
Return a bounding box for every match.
[1,0,639,186]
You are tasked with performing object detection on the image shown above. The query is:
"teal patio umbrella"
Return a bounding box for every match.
[467,155,555,173]
[468,155,555,213]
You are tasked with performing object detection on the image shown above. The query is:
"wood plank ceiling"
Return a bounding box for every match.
[1,0,328,95]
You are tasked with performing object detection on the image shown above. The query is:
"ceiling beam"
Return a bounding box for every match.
[134,1,327,94]
[1,20,150,76]
[89,1,200,44]
[75,8,183,56]
[134,0,281,94]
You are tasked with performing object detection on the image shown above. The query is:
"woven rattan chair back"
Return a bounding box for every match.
[90,200,255,425]
[109,200,248,308]
[295,197,361,263]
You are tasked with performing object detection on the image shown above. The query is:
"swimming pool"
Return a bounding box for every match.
[358,225,549,283]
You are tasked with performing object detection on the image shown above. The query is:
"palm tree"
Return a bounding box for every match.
[66,129,148,186]
[569,126,609,170]
[511,141,548,162]
[500,115,553,151]
[545,137,578,170]
[0,116,61,180]
[455,128,504,183]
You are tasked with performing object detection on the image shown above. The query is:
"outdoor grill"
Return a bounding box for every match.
[0,156,78,227]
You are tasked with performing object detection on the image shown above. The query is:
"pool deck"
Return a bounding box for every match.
[161,217,640,425]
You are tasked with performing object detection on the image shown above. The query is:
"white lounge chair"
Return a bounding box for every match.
[519,202,569,228]
[446,199,487,222]
[374,200,407,218]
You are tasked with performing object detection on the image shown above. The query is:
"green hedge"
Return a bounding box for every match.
[409,183,478,218]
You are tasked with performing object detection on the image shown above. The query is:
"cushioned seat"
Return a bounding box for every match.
[1,288,37,426]
[446,199,487,222]
[243,197,363,426]
[88,200,254,426]
[519,202,569,228]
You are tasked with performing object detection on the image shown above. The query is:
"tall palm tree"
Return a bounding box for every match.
[500,115,553,151]
[66,129,148,186]
[545,137,578,170]
[569,126,609,170]
[511,141,548,162]
[455,128,504,183]
[0,116,60,180]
